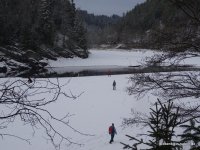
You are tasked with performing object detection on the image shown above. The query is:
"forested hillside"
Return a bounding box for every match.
[116,0,193,49]
[0,0,88,76]
[84,0,200,51]
[77,10,121,47]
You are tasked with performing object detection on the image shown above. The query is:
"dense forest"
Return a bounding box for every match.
[0,0,88,76]
[77,10,121,47]
[117,0,199,50]
[83,0,200,51]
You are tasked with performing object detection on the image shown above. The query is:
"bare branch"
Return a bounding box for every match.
[0,78,92,149]
[0,133,30,144]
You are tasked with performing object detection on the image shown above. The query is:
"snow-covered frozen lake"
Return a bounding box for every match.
[1,48,198,150]
[46,49,200,76]
[48,49,200,68]
[47,49,155,67]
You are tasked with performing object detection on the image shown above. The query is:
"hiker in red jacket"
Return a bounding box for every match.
[108,123,117,144]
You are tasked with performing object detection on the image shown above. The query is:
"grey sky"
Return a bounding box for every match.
[74,0,146,16]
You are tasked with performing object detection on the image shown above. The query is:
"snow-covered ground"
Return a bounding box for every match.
[47,49,156,67]
[1,75,154,150]
[46,49,158,74]
[47,49,200,68]
[1,49,198,150]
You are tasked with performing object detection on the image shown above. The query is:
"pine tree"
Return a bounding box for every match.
[64,0,76,49]
[0,0,89,60]
[0,0,7,44]
[180,120,200,150]
[38,0,54,46]
[72,14,88,57]
[64,0,88,58]
[18,0,40,50]
[121,99,181,150]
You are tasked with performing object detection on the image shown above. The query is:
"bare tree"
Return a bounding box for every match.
[127,72,200,101]
[0,78,88,149]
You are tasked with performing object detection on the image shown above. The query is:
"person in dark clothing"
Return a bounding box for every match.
[113,80,116,90]
[108,123,117,143]
[28,77,33,83]
[107,69,111,77]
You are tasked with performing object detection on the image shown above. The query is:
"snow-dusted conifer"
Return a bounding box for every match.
[39,0,54,46]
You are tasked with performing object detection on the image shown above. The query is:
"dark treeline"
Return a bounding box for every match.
[78,10,120,28]
[82,0,200,51]
[0,0,88,58]
[0,0,88,76]
[77,10,121,47]
[118,0,199,50]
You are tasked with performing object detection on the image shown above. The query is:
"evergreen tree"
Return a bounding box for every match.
[72,14,88,54]
[121,99,181,150]
[38,0,54,46]
[0,0,89,62]
[180,120,200,150]
[65,0,76,50]
[63,0,88,57]
[20,0,41,50]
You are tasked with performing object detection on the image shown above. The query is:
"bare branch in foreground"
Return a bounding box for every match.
[0,78,92,149]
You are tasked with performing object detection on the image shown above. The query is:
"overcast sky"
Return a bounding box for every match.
[74,0,146,16]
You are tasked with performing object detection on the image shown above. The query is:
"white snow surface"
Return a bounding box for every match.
[47,49,156,67]
[1,49,198,150]
[47,49,200,69]
[1,75,154,150]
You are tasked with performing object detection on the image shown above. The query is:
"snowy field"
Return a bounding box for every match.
[1,49,198,150]
[1,75,154,150]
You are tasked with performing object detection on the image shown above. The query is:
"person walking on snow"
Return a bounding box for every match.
[113,80,116,90]
[108,123,117,144]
